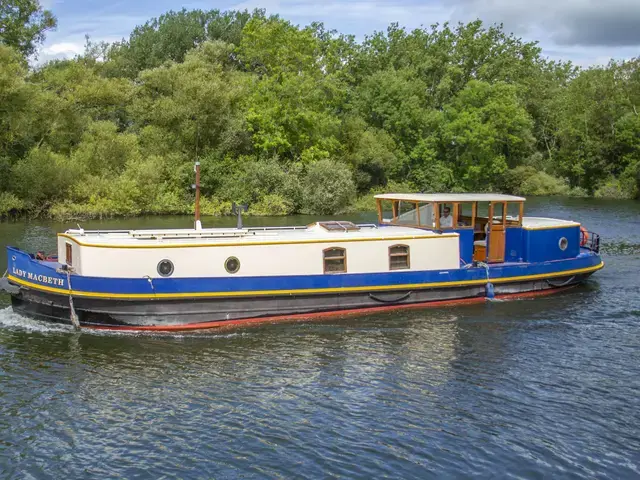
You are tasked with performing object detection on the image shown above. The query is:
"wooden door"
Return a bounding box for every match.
[487,202,506,263]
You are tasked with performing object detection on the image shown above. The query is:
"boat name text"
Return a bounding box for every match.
[11,268,65,287]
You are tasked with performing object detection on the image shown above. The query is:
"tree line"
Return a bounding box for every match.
[1,2,639,219]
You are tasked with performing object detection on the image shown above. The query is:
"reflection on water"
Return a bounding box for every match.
[0,197,639,478]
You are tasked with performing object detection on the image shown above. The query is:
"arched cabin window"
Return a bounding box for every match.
[323,247,346,273]
[389,245,410,270]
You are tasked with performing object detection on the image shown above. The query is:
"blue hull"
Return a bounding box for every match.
[3,246,603,329]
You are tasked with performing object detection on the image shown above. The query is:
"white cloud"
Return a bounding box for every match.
[228,0,452,34]
[451,0,640,46]
[42,42,85,56]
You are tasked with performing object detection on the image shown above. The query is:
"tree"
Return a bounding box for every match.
[105,9,258,78]
[441,81,535,191]
[0,0,56,58]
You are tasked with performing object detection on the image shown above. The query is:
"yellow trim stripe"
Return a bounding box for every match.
[522,224,580,231]
[6,261,604,300]
[57,232,459,249]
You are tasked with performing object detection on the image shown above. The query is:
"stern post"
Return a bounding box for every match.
[193,161,202,230]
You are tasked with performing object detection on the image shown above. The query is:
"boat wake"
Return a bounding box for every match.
[600,241,640,256]
[0,307,246,339]
[0,307,74,334]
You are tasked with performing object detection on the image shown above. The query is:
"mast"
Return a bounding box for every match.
[194,161,201,230]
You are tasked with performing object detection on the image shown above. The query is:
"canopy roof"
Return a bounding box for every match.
[374,193,526,203]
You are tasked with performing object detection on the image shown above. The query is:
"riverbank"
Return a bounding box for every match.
[1,180,637,222]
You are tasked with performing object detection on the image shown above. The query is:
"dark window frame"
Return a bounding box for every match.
[389,244,410,270]
[323,247,347,273]
[65,242,73,266]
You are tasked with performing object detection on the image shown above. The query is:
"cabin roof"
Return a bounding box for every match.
[60,223,456,248]
[374,193,526,202]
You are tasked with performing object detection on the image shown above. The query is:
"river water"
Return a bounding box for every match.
[0,198,639,478]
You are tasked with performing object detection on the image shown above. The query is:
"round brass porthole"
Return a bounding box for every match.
[225,256,240,274]
[157,259,174,277]
[559,237,568,251]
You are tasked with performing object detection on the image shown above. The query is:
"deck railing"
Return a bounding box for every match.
[583,231,601,253]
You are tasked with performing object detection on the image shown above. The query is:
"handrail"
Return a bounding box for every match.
[582,231,601,253]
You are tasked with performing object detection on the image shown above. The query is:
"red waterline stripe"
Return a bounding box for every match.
[86,286,576,333]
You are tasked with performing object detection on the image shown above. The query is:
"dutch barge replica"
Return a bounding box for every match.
[1,191,603,331]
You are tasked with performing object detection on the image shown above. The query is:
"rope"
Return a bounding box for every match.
[65,269,81,330]
[144,275,156,295]
[369,291,412,303]
[2,269,7,278]
[476,262,491,280]
[476,262,495,299]
[546,276,576,288]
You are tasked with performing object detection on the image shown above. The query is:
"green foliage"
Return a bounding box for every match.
[0,0,56,58]
[1,12,639,220]
[249,194,294,216]
[216,158,303,212]
[594,179,635,199]
[302,159,356,214]
[519,172,571,196]
[105,9,257,78]
[349,181,415,212]
[199,197,232,216]
[11,147,82,210]
[441,81,535,191]
[0,192,25,217]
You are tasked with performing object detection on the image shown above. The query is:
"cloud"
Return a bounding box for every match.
[451,0,640,47]
[42,42,85,56]
[35,0,639,67]
[228,0,452,34]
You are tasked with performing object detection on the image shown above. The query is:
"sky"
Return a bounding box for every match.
[38,0,640,67]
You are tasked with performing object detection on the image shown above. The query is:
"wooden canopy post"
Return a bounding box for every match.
[194,161,201,229]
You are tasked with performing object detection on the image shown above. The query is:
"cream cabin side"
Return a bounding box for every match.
[58,235,83,273]
[58,229,461,279]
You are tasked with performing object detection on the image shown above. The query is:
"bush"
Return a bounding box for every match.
[501,166,538,194]
[567,186,589,198]
[249,194,294,215]
[619,161,640,199]
[517,171,570,196]
[594,179,633,199]
[348,181,416,212]
[11,148,83,208]
[217,158,303,211]
[0,192,25,217]
[198,197,232,216]
[152,190,191,215]
[302,159,356,214]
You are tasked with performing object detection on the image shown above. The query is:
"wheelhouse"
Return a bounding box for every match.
[375,193,526,264]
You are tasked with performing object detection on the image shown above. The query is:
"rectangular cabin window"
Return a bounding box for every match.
[506,202,523,226]
[395,201,419,226]
[379,200,394,223]
[324,248,346,273]
[438,203,454,229]
[492,202,506,226]
[389,245,410,270]
[418,202,434,227]
[476,202,491,234]
[457,202,475,229]
[65,242,73,266]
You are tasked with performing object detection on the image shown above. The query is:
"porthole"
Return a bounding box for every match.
[225,256,240,274]
[559,237,568,251]
[157,259,174,277]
